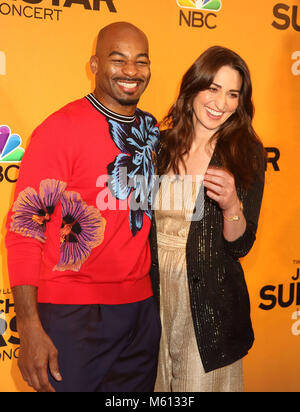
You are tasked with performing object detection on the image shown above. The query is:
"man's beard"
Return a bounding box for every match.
[117,97,140,106]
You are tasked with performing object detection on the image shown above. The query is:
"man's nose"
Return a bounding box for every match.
[122,61,138,77]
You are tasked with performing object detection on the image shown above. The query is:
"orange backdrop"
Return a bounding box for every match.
[1,0,300,392]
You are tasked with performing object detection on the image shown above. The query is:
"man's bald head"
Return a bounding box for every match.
[95,22,149,57]
[90,22,151,116]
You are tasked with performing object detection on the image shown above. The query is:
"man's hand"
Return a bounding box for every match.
[18,323,62,392]
[12,285,62,392]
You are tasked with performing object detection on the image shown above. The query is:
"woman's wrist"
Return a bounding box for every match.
[223,200,243,221]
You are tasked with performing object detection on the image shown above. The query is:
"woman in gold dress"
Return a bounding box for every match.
[150,46,265,392]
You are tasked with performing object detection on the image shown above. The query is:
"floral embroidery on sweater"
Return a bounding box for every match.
[107,111,159,236]
[10,179,67,242]
[10,179,106,272]
[54,191,106,272]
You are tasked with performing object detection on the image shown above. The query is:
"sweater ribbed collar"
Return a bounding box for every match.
[85,93,136,124]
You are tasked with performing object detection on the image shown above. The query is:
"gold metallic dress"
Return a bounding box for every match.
[154,177,244,392]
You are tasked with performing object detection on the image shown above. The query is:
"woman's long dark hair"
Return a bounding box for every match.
[158,46,265,189]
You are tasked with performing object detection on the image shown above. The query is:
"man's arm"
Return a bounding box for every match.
[13,285,62,392]
[5,114,73,392]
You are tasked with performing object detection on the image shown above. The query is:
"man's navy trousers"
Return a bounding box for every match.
[38,296,161,392]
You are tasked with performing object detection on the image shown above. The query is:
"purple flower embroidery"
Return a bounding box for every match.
[54,191,106,272]
[10,179,106,272]
[10,179,67,242]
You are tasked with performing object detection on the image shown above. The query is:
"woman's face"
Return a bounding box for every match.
[192,65,242,135]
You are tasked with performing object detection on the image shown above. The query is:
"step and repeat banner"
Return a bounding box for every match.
[0,0,300,392]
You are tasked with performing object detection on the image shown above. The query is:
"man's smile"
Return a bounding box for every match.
[114,78,144,94]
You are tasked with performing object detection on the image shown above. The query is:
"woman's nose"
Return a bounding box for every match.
[215,93,227,111]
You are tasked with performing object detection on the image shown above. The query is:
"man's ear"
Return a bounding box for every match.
[90,55,98,74]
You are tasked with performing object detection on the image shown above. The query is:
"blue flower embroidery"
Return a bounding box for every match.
[107,110,159,236]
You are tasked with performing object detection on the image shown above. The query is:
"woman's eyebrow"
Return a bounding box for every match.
[211,82,241,93]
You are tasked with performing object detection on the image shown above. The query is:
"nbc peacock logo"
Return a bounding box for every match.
[177,0,222,11]
[0,125,25,163]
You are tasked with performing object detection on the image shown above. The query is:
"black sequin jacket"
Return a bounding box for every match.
[149,146,265,373]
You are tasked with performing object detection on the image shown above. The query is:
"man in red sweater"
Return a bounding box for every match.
[5,22,161,392]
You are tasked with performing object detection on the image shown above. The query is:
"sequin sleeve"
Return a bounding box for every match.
[223,152,265,259]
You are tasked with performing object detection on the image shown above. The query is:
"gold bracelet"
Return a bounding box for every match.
[223,201,243,222]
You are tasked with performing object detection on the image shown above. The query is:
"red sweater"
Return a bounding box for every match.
[5,95,159,304]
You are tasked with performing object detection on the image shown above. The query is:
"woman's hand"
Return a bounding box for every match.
[204,167,246,241]
[203,167,240,213]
